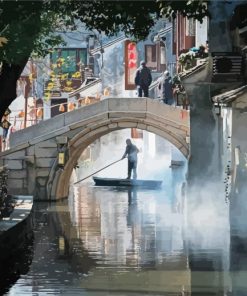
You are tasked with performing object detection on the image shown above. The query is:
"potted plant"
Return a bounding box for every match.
[178,51,196,70]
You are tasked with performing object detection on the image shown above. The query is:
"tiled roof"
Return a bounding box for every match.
[212,85,247,104]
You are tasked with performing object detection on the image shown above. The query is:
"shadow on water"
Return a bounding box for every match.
[1,201,97,296]
[188,249,227,296]
[0,212,34,295]
[29,201,97,275]
[229,171,247,296]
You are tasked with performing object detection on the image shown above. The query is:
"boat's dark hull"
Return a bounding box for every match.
[93,177,162,189]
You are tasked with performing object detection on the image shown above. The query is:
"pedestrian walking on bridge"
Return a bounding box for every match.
[158,70,175,105]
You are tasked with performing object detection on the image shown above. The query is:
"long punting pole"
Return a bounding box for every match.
[74,158,123,185]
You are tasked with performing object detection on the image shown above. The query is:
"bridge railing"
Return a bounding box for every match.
[3,97,189,151]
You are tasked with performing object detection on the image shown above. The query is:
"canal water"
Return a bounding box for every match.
[0,166,244,295]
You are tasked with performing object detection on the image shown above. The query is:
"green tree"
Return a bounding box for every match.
[0,0,209,120]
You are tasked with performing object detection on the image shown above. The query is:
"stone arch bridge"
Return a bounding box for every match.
[0,98,189,200]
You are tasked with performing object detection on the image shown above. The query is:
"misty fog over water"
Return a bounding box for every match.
[3,132,245,295]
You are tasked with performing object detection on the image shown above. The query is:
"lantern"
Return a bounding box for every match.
[128,42,135,50]
[103,88,110,96]
[126,41,137,87]
[85,96,90,105]
[128,61,137,68]
[59,104,65,112]
[128,52,136,60]
[18,110,25,118]
[68,102,75,112]
[58,152,65,166]
[37,107,43,118]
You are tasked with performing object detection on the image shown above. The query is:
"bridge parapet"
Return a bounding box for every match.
[9,98,189,147]
[1,97,189,200]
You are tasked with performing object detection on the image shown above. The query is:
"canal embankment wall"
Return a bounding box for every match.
[0,195,34,281]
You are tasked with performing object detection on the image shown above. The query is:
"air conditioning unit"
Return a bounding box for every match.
[211,52,244,82]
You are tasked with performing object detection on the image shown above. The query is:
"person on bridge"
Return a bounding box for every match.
[0,117,11,143]
[134,60,152,97]
[121,139,139,179]
[158,70,175,105]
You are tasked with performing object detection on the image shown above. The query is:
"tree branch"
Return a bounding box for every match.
[0,58,29,120]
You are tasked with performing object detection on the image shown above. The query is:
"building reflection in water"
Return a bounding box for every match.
[70,185,186,269]
[186,184,231,295]
[230,176,247,296]
[4,177,236,295]
[4,171,245,295]
[68,180,237,295]
[69,184,190,294]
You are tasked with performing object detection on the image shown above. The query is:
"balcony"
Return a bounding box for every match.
[211,52,244,83]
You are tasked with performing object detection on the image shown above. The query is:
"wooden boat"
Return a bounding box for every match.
[93,176,162,189]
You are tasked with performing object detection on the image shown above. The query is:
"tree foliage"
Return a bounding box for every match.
[0,1,42,63]
[158,0,209,22]
[74,1,162,40]
[0,1,75,63]
[0,0,210,120]
[0,0,210,63]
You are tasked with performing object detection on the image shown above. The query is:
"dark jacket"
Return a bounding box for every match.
[123,144,139,162]
[158,75,173,100]
[135,66,152,88]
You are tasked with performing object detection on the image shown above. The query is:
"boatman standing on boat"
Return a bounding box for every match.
[121,139,139,179]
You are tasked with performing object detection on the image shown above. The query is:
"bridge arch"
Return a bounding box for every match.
[52,110,189,199]
[4,97,189,200]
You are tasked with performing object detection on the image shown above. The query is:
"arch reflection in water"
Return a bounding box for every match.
[68,184,190,294]
[3,180,235,295]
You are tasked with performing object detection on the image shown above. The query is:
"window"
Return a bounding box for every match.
[145,45,157,69]
[61,50,77,73]
[131,128,143,139]
[79,50,87,66]
[186,18,196,36]
[51,49,87,76]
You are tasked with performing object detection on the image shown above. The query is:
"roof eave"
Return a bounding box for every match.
[212,85,247,104]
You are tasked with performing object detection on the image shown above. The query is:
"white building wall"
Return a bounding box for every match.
[43,101,51,120]
[195,18,208,47]
[9,95,25,125]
